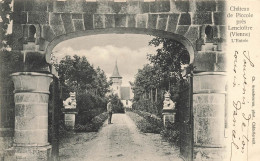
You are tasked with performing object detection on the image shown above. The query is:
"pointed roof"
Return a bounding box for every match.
[110,60,122,78]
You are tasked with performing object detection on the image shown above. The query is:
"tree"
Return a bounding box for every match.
[131,37,190,115]
[93,67,112,97]
[0,0,23,83]
[148,37,190,87]
[133,37,190,102]
[0,0,21,131]
[55,55,96,94]
[0,0,13,50]
[132,64,159,101]
[54,55,111,99]
[55,55,112,125]
[108,94,124,113]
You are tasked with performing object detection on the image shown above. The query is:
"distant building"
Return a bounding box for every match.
[110,60,133,108]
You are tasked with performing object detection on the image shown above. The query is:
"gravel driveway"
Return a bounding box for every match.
[59,113,183,161]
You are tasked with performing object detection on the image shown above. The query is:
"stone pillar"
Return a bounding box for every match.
[62,92,78,130]
[162,109,176,126]
[61,109,78,130]
[193,72,227,161]
[162,91,176,126]
[11,72,52,161]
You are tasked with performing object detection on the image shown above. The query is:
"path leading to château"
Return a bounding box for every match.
[59,113,183,161]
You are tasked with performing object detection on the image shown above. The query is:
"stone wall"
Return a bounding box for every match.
[12,0,226,72]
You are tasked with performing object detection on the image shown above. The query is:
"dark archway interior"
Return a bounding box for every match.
[28,25,36,42]
[205,25,213,42]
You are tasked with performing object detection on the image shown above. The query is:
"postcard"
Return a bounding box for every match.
[0,0,259,161]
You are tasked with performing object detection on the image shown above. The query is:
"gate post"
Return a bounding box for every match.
[193,72,227,161]
[179,65,194,161]
[62,92,78,130]
[51,75,61,161]
[162,91,176,126]
[11,72,53,161]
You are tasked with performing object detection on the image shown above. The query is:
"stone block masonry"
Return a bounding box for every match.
[12,1,226,71]
[11,72,53,161]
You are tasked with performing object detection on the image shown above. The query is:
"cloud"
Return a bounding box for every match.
[55,45,157,86]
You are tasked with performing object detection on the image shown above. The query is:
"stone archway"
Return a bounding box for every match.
[11,0,226,72]
[5,0,227,161]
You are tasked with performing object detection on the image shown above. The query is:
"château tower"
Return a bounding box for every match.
[110,60,122,98]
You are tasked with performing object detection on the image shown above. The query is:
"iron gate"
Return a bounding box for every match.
[179,72,193,161]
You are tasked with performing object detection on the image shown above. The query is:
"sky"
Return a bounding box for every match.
[53,34,158,86]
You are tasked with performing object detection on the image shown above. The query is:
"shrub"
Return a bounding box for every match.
[127,111,163,134]
[76,92,107,125]
[135,110,163,133]
[132,99,162,116]
[48,119,69,143]
[160,121,181,147]
[109,94,125,113]
[75,112,108,132]
[128,110,180,147]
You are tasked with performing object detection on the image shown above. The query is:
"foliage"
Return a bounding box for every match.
[127,111,163,134]
[0,51,23,128]
[129,37,189,146]
[128,110,180,146]
[77,92,107,111]
[55,55,111,98]
[148,37,190,78]
[0,0,22,77]
[94,67,112,97]
[75,112,108,132]
[0,0,13,50]
[160,121,181,147]
[132,99,162,116]
[48,119,69,143]
[108,94,125,113]
[0,50,23,76]
[76,93,124,126]
[54,55,111,130]
[55,55,96,94]
[76,92,107,125]
[131,37,190,117]
[132,64,160,101]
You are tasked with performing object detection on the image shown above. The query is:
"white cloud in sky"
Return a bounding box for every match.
[55,45,157,86]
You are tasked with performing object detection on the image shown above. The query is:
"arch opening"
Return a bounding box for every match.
[45,28,195,66]
[48,29,196,160]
